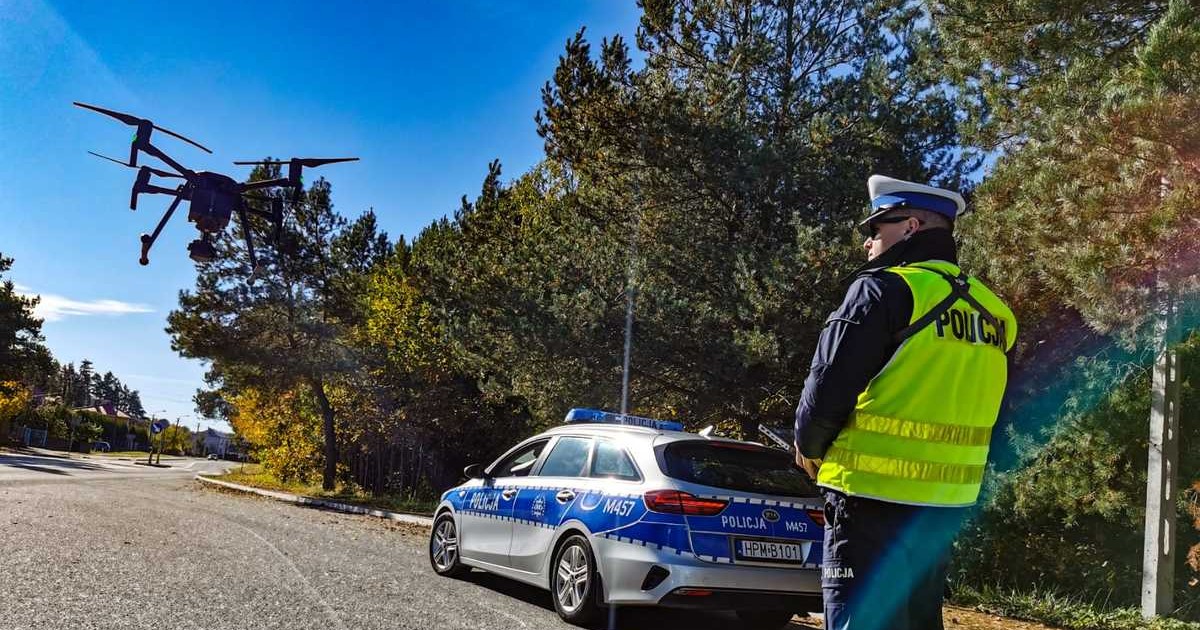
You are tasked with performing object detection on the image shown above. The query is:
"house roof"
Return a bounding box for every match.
[75,402,132,419]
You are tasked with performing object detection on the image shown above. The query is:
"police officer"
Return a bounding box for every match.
[793,175,1017,630]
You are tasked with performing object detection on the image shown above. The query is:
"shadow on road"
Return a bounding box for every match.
[462,570,814,629]
[0,454,107,475]
[8,464,73,475]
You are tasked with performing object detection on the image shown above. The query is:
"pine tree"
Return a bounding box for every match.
[167,166,390,490]
[0,252,51,382]
[529,0,974,435]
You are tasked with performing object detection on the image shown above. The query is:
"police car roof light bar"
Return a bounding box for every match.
[564,408,685,432]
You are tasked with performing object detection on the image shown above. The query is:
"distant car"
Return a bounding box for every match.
[430,408,824,629]
[92,441,111,452]
[207,453,218,460]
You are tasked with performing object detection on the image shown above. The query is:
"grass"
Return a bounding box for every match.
[209,464,437,516]
[951,583,1200,630]
[90,451,154,458]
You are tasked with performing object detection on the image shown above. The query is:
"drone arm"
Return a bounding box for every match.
[140,184,182,195]
[131,182,184,210]
[138,142,194,179]
[139,188,185,265]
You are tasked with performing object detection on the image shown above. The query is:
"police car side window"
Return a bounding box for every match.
[590,440,640,481]
[493,440,548,478]
[538,437,592,478]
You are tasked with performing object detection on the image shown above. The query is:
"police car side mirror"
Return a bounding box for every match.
[464,464,488,480]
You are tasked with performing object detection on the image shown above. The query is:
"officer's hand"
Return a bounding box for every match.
[798,454,822,480]
[793,442,822,479]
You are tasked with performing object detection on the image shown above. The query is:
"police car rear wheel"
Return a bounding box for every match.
[551,535,601,625]
[735,609,796,630]
[429,514,469,578]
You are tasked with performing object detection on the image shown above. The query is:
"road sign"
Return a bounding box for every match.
[150,419,170,434]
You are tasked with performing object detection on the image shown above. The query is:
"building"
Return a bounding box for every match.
[195,428,234,457]
[75,402,138,450]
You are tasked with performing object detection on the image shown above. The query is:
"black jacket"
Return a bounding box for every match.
[794,229,959,459]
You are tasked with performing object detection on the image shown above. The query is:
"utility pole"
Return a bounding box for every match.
[1143,173,1181,620]
[620,132,646,416]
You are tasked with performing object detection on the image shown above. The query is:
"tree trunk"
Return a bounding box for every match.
[310,375,338,491]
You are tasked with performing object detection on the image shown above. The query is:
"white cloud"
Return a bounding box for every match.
[14,286,153,322]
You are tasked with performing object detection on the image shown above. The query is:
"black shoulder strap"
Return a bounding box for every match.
[893,266,1002,345]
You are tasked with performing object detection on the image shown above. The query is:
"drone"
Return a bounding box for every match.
[74,101,357,271]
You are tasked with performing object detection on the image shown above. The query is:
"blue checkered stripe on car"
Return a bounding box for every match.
[445,486,822,566]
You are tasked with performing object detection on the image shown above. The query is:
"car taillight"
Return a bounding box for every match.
[643,490,728,516]
[806,508,825,527]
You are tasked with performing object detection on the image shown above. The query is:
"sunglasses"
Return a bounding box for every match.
[859,215,917,238]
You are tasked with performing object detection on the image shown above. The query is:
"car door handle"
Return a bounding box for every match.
[501,489,517,500]
[555,490,576,503]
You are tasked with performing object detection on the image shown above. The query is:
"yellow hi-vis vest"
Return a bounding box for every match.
[816,261,1017,507]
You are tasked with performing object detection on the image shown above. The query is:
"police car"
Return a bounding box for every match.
[429,409,824,629]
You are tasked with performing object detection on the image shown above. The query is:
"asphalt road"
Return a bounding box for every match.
[0,452,814,629]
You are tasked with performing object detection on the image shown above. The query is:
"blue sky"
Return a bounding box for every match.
[0,0,643,432]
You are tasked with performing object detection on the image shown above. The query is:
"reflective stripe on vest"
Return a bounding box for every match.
[816,261,1017,507]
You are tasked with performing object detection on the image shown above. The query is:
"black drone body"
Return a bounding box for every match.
[74,101,357,272]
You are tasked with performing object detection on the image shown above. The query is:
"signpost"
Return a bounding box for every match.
[147,419,169,466]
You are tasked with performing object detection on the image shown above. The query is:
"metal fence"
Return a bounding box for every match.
[10,426,48,447]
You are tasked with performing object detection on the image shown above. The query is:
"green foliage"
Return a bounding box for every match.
[952,583,1200,630]
[75,421,103,445]
[522,0,975,436]
[936,0,1199,340]
[0,252,52,383]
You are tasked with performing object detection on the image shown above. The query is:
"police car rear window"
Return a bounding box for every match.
[658,441,817,497]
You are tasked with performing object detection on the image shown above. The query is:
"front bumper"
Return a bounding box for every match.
[593,535,822,612]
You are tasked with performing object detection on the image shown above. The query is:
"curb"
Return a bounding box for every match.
[195,475,434,527]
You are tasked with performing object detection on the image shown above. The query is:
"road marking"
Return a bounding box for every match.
[233,521,349,630]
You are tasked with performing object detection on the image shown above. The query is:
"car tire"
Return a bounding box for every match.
[735,609,796,629]
[429,513,469,578]
[550,534,603,626]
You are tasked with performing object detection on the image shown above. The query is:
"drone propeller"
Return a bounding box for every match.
[234,157,358,201]
[233,157,359,168]
[73,101,214,154]
[87,151,184,179]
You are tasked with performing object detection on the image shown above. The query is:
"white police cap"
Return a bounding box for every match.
[861,175,965,227]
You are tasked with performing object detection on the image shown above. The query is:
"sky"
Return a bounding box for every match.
[0,0,643,432]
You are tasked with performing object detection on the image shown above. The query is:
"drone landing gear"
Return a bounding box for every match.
[139,186,186,265]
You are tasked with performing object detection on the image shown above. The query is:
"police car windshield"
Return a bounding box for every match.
[659,441,817,498]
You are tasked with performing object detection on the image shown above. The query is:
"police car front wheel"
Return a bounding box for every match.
[429,513,469,578]
[550,535,603,625]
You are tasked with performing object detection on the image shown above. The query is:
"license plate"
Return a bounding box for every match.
[733,537,808,565]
